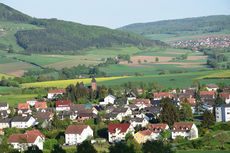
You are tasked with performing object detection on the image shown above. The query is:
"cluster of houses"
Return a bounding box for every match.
[172,36,230,49]
[0,80,230,151]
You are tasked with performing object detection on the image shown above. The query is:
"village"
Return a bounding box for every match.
[0,78,229,152]
[172,35,230,49]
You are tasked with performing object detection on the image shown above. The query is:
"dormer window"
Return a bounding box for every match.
[186,127,189,130]
[173,127,176,130]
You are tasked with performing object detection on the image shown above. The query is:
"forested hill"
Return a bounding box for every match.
[119,15,230,35]
[0,3,166,54]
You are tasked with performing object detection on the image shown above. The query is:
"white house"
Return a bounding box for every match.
[206,84,218,91]
[0,102,9,111]
[126,117,149,128]
[26,99,38,106]
[102,112,123,122]
[8,130,44,151]
[215,104,230,122]
[11,116,36,128]
[100,95,116,105]
[0,118,11,129]
[65,125,93,145]
[171,122,198,140]
[56,101,71,111]
[48,89,66,99]
[220,92,230,104]
[108,123,134,143]
[147,124,170,140]
[113,107,132,117]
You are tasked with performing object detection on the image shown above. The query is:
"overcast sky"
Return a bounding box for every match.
[1,0,230,29]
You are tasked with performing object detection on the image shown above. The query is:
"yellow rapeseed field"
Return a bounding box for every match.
[21,76,129,88]
[196,70,230,79]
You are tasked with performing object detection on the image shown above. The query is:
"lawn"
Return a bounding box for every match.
[196,70,230,79]
[0,94,38,106]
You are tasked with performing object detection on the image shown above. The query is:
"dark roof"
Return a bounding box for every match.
[126,117,144,123]
[0,118,11,123]
[0,102,8,107]
[34,112,53,122]
[65,125,89,134]
[94,105,104,111]
[78,112,95,118]
[11,116,32,122]
[113,107,128,113]
[103,112,119,119]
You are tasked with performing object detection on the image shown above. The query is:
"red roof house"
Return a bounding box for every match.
[200,91,215,96]
[134,99,150,104]
[35,102,47,110]
[56,101,71,111]
[18,103,29,110]
[148,123,169,133]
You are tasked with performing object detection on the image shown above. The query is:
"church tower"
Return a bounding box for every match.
[91,78,97,91]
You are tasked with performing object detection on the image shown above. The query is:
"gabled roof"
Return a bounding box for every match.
[48,89,66,94]
[154,92,173,98]
[56,101,71,108]
[126,117,144,123]
[11,116,32,122]
[105,94,116,99]
[200,91,215,96]
[206,84,218,88]
[0,118,11,123]
[139,130,152,136]
[35,102,47,109]
[65,125,89,134]
[18,103,29,110]
[0,102,8,107]
[219,92,230,99]
[108,123,131,133]
[148,124,168,133]
[172,122,194,132]
[134,99,150,104]
[25,129,45,139]
[113,107,128,113]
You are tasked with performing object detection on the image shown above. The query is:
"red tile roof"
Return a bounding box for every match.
[200,91,215,96]
[154,92,173,98]
[35,102,47,109]
[48,89,66,94]
[134,99,150,104]
[18,103,29,110]
[108,123,131,133]
[172,122,194,132]
[8,132,42,143]
[219,92,230,99]
[25,129,45,139]
[148,124,168,133]
[139,130,152,136]
[56,101,71,108]
[65,125,89,134]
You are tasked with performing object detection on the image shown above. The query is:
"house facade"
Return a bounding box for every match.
[8,130,44,151]
[108,123,134,143]
[147,124,170,140]
[11,116,36,128]
[56,101,71,111]
[65,125,93,145]
[215,104,230,122]
[100,95,116,105]
[134,130,154,144]
[48,89,66,99]
[171,122,198,140]
[0,102,9,111]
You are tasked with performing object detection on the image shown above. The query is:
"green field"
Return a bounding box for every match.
[0,94,38,106]
[0,87,17,94]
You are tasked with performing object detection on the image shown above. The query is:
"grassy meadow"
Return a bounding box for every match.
[0,94,38,106]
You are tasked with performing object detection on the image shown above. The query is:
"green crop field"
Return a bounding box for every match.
[0,73,14,80]
[0,94,38,106]
[7,54,72,67]
[0,87,17,94]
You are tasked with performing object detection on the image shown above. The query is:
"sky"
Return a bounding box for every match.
[1,0,230,29]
